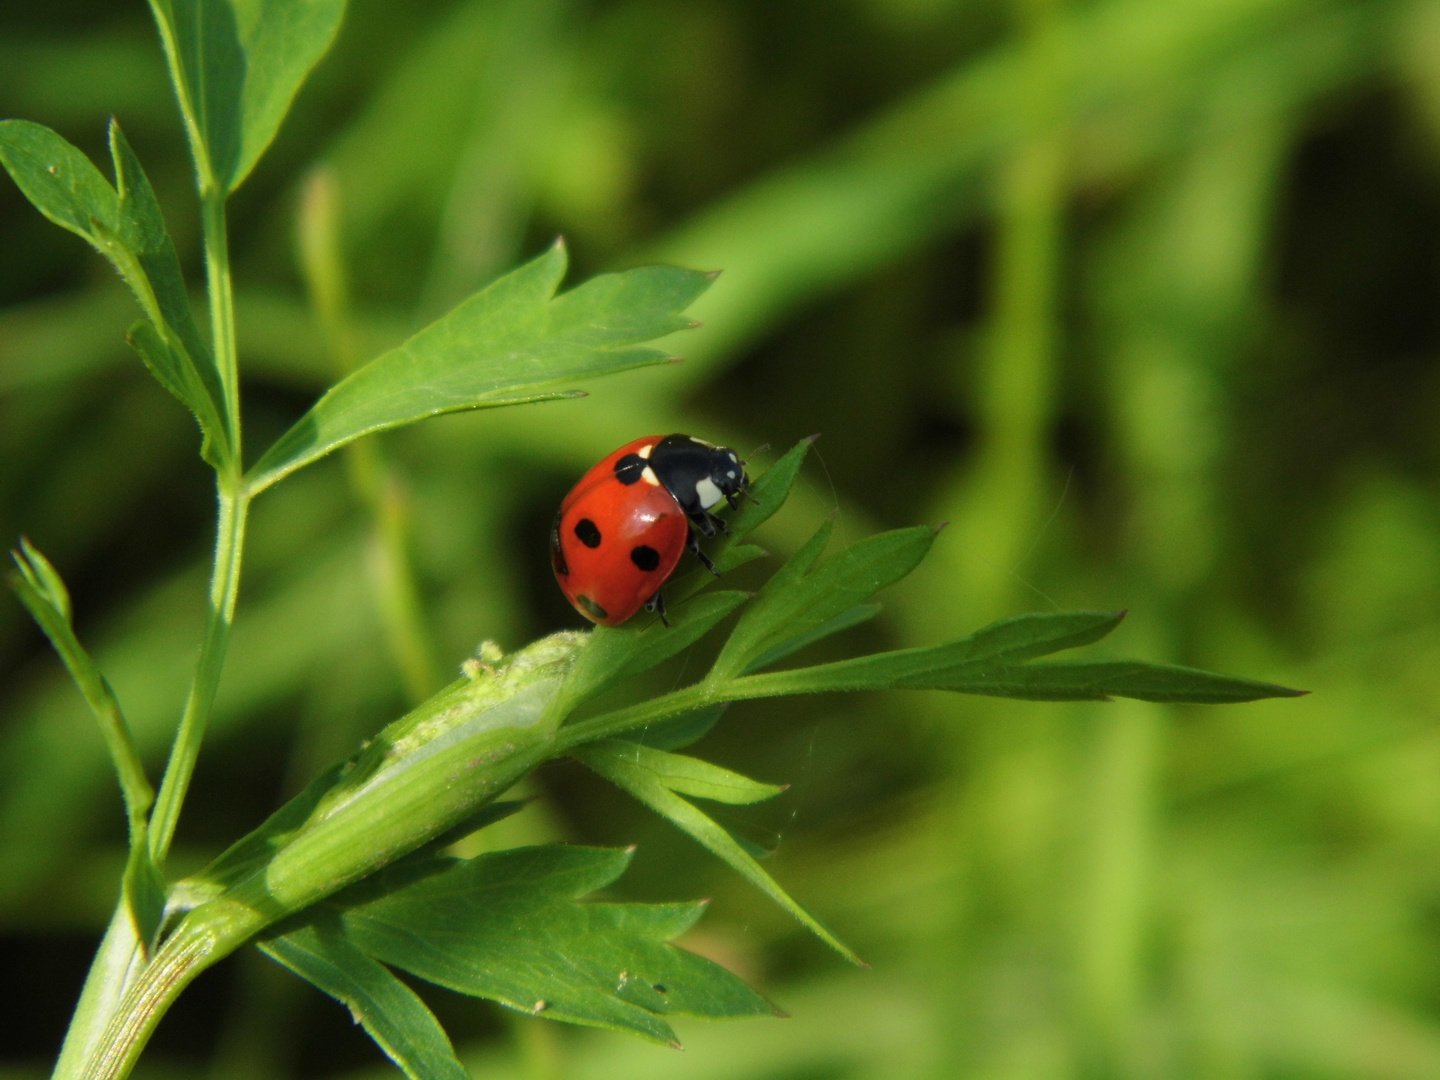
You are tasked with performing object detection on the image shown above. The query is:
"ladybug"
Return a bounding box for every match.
[551,434,751,626]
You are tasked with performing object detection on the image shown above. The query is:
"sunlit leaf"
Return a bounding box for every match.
[246,242,714,493]
[574,741,860,964]
[262,919,471,1080]
[0,119,230,465]
[744,602,881,673]
[327,845,777,1046]
[710,522,937,681]
[728,635,1305,705]
[147,0,347,192]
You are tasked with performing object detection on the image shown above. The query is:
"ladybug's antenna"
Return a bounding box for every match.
[741,443,770,465]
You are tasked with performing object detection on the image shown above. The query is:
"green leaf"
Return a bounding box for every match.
[246,242,715,494]
[589,742,785,805]
[725,612,1305,704]
[0,119,119,244]
[901,659,1309,704]
[261,919,471,1080]
[621,703,730,751]
[744,602,882,673]
[727,435,819,543]
[8,540,163,946]
[328,845,777,1047]
[147,0,347,193]
[574,741,860,965]
[710,521,937,681]
[13,536,71,621]
[553,590,749,719]
[666,436,818,605]
[0,120,230,466]
[109,122,213,373]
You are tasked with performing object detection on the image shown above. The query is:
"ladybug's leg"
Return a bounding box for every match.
[687,528,721,576]
[644,589,671,627]
[690,511,717,538]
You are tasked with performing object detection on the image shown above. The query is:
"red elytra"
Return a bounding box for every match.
[551,434,750,626]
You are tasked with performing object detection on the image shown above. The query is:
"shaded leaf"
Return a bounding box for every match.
[904,659,1308,704]
[621,703,729,751]
[553,590,748,719]
[247,243,714,493]
[0,120,230,465]
[330,845,777,1046]
[744,602,882,673]
[262,920,471,1080]
[588,741,784,805]
[574,742,860,965]
[147,0,347,192]
[711,522,937,681]
[727,435,818,543]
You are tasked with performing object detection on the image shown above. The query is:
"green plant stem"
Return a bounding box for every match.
[150,189,248,861]
[149,484,249,862]
[201,190,242,452]
[554,677,798,752]
[52,906,146,1080]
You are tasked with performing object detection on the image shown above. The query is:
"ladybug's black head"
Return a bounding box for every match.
[650,434,750,516]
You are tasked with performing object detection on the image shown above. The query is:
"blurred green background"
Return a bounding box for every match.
[3,0,1438,1076]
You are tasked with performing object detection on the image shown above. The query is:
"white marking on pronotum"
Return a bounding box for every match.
[642,467,660,486]
[695,477,723,508]
[638,444,654,459]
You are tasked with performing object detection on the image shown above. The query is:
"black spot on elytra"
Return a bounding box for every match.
[614,454,646,484]
[574,518,602,548]
[630,545,661,572]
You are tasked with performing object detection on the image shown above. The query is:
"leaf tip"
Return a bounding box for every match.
[669,1040,686,1051]
[703,268,723,281]
[803,432,823,445]
[665,355,687,364]
[933,521,950,534]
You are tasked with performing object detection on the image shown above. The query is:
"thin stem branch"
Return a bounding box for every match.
[10,544,154,838]
[201,190,242,459]
[149,484,249,862]
[150,187,248,862]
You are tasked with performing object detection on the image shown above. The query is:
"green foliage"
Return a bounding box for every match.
[2,0,1371,1077]
[260,922,472,1080]
[271,846,778,1049]
[247,242,715,493]
[0,119,229,466]
[146,0,347,193]
[573,740,858,962]
[7,540,164,949]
